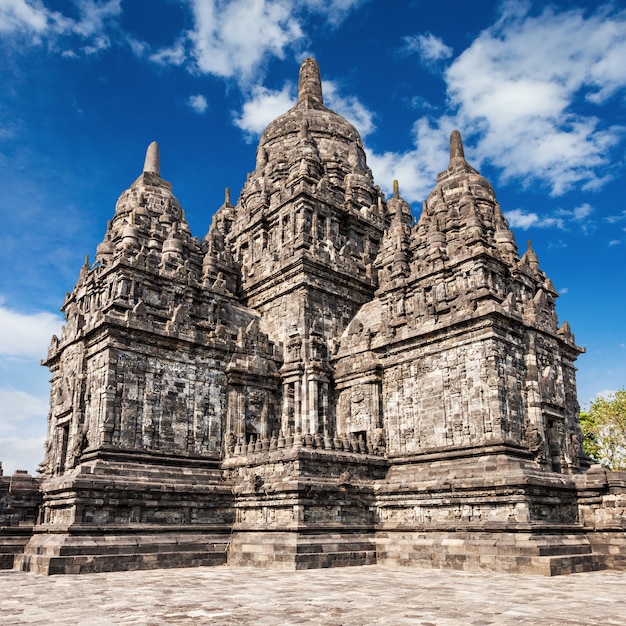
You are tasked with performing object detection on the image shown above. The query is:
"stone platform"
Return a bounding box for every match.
[1,564,625,624]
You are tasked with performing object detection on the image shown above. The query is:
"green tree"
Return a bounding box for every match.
[580,388,626,470]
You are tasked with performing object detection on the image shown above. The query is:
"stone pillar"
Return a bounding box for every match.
[294,379,302,432]
[308,378,319,435]
[320,381,329,434]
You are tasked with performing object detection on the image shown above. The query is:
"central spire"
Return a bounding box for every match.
[449,130,466,164]
[297,58,323,106]
[143,141,160,176]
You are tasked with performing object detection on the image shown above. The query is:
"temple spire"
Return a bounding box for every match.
[298,58,323,106]
[449,130,465,163]
[143,141,160,176]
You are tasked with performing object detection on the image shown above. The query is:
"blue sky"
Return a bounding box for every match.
[1,0,625,475]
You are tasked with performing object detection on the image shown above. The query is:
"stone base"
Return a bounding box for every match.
[15,530,230,575]
[584,531,626,570]
[0,527,34,569]
[16,456,234,575]
[375,530,606,575]
[227,531,377,569]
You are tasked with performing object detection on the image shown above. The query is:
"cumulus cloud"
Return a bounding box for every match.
[0,0,121,52]
[503,202,601,232]
[0,303,63,359]
[183,0,301,81]
[188,94,209,114]
[403,32,453,64]
[0,304,61,474]
[151,0,364,84]
[0,0,55,36]
[0,389,48,436]
[445,2,626,195]
[377,3,626,202]
[234,83,296,138]
[504,208,564,230]
[572,203,594,220]
[322,80,375,138]
[0,389,48,475]
[366,116,453,202]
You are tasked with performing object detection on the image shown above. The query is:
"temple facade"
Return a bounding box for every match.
[5,59,626,575]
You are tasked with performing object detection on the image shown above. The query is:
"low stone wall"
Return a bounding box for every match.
[0,470,42,569]
[575,465,626,569]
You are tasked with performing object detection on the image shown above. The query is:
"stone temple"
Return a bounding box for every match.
[2,59,625,575]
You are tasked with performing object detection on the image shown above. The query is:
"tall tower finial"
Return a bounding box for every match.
[393,180,400,198]
[298,58,323,105]
[143,141,160,176]
[449,130,465,162]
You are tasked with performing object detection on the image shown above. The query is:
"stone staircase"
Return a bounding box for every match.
[14,531,230,575]
[227,531,377,570]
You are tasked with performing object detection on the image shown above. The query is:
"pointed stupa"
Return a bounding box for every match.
[297,58,324,108]
[521,239,542,275]
[449,130,465,164]
[143,141,160,176]
[388,180,412,226]
[242,57,380,207]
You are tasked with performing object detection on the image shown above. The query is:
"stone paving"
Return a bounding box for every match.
[1,565,625,625]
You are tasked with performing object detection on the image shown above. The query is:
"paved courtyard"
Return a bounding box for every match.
[1,565,625,625]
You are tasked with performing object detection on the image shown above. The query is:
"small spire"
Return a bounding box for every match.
[298,58,323,105]
[524,239,540,273]
[348,142,360,170]
[393,180,400,198]
[449,130,465,162]
[256,145,268,168]
[299,118,311,140]
[143,141,160,176]
[225,187,231,206]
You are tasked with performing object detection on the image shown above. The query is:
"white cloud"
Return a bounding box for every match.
[380,3,626,200]
[503,203,599,232]
[444,2,626,195]
[234,83,296,138]
[0,389,48,436]
[184,0,303,82]
[70,0,121,38]
[366,116,453,202]
[299,0,365,26]
[606,210,626,224]
[403,32,453,64]
[504,208,564,230]
[608,239,621,246]
[0,0,121,53]
[322,80,375,138]
[0,304,63,359]
[149,39,187,67]
[188,94,209,114]
[0,389,48,475]
[0,0,64,37]
[0,435,46,476]
[573,203,594,221]
[151,0,364,84]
